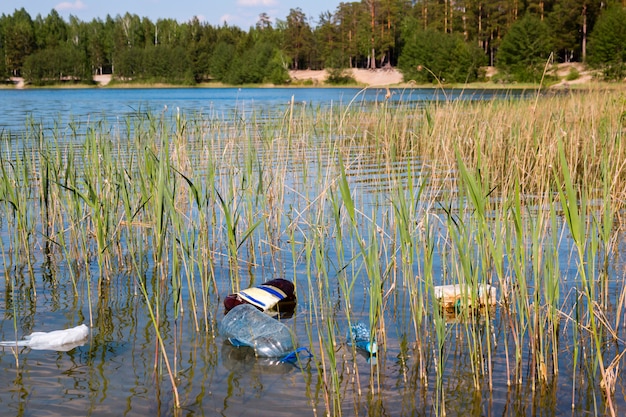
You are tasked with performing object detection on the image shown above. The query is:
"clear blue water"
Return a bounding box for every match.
[0,87,530,134]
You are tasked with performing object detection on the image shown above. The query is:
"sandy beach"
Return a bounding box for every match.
[289,68,404,86]
[95,68,404,87]
[9,63,597,88]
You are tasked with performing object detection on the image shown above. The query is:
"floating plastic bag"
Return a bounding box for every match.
[0,324,89,351]
[220,304,296,358]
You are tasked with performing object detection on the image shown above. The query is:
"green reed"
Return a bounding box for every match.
[1,88,625,415]
[391,158,429,382]
[0,141,36,293]
[554,140,616,415]
[452,149,496,392]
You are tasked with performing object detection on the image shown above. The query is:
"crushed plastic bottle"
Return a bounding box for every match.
[347,322,377,355]
[220,304,296,358]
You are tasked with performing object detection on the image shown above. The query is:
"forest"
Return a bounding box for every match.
[1,0,625,86]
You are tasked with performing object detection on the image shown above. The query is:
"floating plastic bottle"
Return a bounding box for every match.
[224,279,297,318]
[220,304,296,358]
[347,322,377,355]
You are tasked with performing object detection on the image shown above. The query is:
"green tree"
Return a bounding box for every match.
[88,16,115,75]
[378,0,407,66]
[471,0,516,65]
[34,9,67,49]
[547,0,583,61]
[266,49,289,84]
[3,8,35,76]
[115,47,143,78]
[67,15,91,74]
[209,40,235,81]
[495,14,553,82]
[282,8,313,69]
[547,0,601,62]
[362,0,377,68]
[153,18,183,47]
[141,17,155,46]
[23,45,89,84]
[398,22,485,83]
[256,13,273,31]
[587,5,626,80]
[142,45,193,83]
[315,11,343,68]
[335,2,361,68]
[0,15,7,78]
[114,13,144,50]
[183,17,216,82]
[0,46,6,79]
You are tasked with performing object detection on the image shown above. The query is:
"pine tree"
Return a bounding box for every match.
[495,14,553,82]
[587,5,626,79]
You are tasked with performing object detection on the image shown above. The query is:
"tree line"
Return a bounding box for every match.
[1,1,625,86]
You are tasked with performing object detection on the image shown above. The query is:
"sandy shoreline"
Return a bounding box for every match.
[289,68,404,86]
[289,64,597,88]
[6,63,600,89]
[10,68,404,89]
[95,68,404,87]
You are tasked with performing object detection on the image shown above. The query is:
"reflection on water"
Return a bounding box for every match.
[221,342,298,375]
[0,87,622,417]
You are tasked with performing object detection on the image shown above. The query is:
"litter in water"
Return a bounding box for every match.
[0,324,89,351]
[434,284,497,309]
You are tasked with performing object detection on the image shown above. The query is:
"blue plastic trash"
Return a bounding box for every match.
[347,322,377,355]
[220,304,296,358]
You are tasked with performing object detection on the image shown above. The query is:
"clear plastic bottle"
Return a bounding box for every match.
[219,304,296,358]
[347,322,377,355]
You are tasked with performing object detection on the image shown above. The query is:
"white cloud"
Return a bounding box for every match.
[237,0,278,7]
[55,0,87,12]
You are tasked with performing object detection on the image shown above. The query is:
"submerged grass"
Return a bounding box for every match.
[0,87,625,415]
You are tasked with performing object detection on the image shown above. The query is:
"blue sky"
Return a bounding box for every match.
[1,0,339,29]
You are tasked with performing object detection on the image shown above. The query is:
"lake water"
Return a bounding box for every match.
[0,87,621,417]
[0,87,530,134]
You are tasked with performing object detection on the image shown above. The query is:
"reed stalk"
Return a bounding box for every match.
[554,140,615,416]
[1,88,625,414]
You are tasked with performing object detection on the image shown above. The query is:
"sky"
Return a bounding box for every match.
[0,0,341,29]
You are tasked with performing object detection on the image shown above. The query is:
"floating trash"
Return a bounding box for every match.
[434,284,497,310]
[220,304,297,358]
[347,322,377,355]
[0,324,89,351]
[224,278,297,318]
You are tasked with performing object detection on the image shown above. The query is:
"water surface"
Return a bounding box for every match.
[0,87,620,417]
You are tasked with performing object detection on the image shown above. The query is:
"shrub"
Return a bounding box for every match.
[565,67,580,81]
[398,23,486,84]
[23,46,90,85]
[587,6,626,81]
[326,68,355,85]
[495,14,553,83]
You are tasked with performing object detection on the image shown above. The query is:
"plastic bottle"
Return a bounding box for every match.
[223,278,297,318]
[220,304,296,358]
[347,322,377,355]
